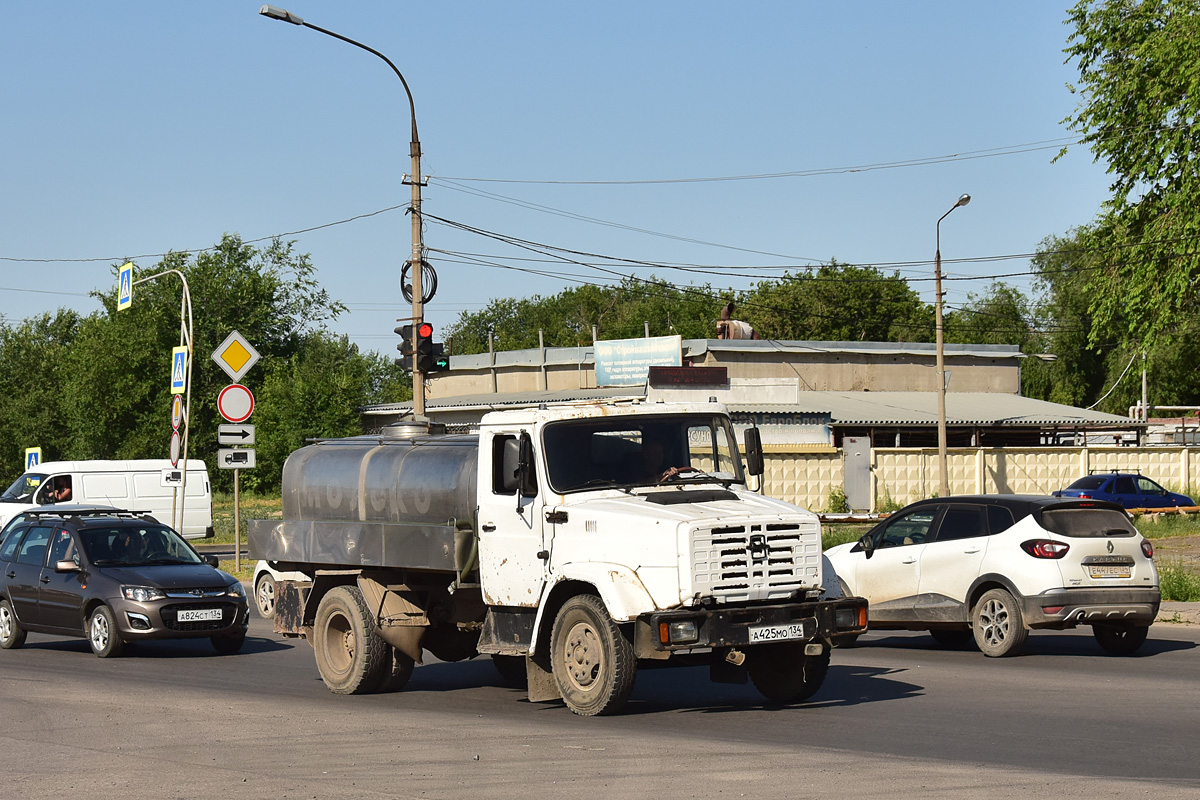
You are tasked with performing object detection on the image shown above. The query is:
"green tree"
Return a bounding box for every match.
[445,277,724,354]
[741,261,933,342]
[0,311,83,467]
[1063,0,1200,347]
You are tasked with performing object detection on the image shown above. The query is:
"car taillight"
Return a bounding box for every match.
[1078,494,1092,500]
[1021,539,1070,559]
[1141,540,1154,559]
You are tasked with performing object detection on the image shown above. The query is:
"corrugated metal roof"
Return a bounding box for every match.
[363,389,1133,429]
[730,392,1135,427]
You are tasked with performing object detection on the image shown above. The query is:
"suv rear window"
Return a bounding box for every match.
[1067,476,1107,490]
[1040,508,1136,538]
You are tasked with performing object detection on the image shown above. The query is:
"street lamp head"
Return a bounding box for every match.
[259,5,304,25]
[955,193,971,208]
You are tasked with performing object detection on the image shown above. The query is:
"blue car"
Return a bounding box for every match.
[1053,472,1195,510]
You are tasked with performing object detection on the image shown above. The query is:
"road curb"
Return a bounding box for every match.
[1157,602,1200,626]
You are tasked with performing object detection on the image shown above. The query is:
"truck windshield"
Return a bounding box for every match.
[0,473,46,503]
[542,414,744,493]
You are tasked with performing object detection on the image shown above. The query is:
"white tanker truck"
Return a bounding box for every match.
[249,400,867,716]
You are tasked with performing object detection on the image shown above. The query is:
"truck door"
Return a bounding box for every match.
[476,430,547,608]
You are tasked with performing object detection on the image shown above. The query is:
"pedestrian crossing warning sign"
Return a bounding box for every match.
[171,346,188,395]
[117,262,133,311]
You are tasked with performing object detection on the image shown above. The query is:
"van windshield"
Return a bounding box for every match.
[0,473,46,503]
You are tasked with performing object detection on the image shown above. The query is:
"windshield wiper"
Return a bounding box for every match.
[571,478,631,494]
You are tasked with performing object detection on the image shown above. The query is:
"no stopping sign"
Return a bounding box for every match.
[217,384,255,423]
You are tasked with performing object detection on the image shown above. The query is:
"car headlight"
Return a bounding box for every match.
[121,586,166,602]
[226,581,247,598]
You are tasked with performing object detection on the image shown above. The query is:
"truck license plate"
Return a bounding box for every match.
[178,608,222,622]
[749,622,808,643]
[1088,565,1131,579]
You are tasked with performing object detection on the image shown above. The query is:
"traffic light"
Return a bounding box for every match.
[395,324,415,371]
[431,343,449,372]
[415,322,435,372]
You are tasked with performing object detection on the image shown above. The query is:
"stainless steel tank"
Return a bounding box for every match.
[249,430,481,571]
[283,432,479,526]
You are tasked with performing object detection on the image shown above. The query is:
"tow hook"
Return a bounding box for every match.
[725,649,746,666]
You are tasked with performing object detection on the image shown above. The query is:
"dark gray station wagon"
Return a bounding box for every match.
[0,511,248,657]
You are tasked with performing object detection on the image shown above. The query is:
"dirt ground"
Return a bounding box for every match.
[1150,533,1200,569]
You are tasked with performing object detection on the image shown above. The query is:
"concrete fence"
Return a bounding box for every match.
[761,446,1199,513]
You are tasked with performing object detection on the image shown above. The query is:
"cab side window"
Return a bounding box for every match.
[877,509,938,548]
[936,505,986,542]
[15,526,53,567]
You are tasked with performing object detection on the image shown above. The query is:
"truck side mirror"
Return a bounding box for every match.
[500,433,538,505]
[743,427,764,478]
[501,439,522,494]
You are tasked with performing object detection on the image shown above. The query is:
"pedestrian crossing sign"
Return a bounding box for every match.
[171,346,188,395]
[24,447,41,471]
[118,262,133,311]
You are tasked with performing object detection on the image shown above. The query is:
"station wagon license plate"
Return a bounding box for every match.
[177,608,222,622]
[1088,565,1131,579]
[749,621,808,643]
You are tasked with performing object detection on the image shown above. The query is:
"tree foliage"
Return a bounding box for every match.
[0,236,408,493]
[740,262,933,342]
[1063,0,1200,345]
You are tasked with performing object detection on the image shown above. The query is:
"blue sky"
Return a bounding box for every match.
[0,2,1111,355]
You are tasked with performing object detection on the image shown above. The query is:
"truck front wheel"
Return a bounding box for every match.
[313,586,390,694]
[550,595,636,716]
[747,643,830,704]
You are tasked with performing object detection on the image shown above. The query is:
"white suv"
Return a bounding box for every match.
[825,496,1160,657]
[251,560,309,619]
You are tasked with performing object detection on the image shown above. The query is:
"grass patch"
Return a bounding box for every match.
[1134,513,1200,540]
[1159,559,1200,602]
[209,492,282,546]
[823,523,871,551]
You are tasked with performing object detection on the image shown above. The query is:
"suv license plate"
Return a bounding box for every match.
[1088,565,1131,579]
[178,608,222,622]
[749,622,808,643]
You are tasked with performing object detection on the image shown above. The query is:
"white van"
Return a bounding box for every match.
[0,459,214,539]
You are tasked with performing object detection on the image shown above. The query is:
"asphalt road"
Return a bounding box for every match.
[2,617,1198,799]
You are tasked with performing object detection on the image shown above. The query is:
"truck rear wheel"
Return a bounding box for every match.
[313,585,390,694]
[748,643,830,704]
[550,595,636,716]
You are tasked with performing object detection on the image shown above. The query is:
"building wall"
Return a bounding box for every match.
[763,446,1197,513]
[429,348,1020,399]
[694,351,1019,393]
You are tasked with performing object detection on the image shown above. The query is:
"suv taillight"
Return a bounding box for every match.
[1021,539,1070,559]
[1141,540,1154,559]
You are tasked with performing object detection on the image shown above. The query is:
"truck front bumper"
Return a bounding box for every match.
[643,597,868,652]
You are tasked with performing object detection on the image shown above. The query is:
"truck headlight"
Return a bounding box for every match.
[659,620,699,644]
[835,606,866,630]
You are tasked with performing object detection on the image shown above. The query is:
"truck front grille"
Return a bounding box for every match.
[690,522,819,603]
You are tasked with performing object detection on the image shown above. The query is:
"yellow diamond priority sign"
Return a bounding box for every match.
[211,330,260,382]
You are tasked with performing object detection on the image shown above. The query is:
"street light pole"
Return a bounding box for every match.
[934,193,970,497]
[259,5,427,416]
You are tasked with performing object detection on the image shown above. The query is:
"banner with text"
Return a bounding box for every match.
[594,335,682,387]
